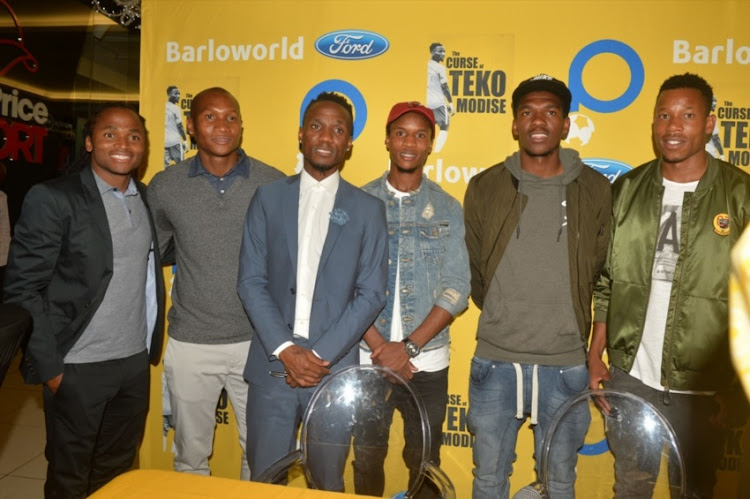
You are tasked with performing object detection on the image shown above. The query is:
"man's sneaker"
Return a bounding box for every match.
[512,481,546,499]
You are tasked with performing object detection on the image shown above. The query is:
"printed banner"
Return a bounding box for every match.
[139,1,750,496]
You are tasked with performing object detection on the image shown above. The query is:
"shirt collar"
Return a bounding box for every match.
[381,171,422,197]
[300,167,340,197]
[188,148,250,178]
[92,168,138,196]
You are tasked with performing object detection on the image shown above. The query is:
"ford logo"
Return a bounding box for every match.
[585,157,633,184]
[315,30,389,60]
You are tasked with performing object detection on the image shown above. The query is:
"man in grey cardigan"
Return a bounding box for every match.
[148,87,284,479]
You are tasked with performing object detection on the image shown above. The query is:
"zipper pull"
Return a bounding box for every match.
[662,388,671,405]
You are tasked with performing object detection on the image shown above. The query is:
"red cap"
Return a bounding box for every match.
[386,101,436,129]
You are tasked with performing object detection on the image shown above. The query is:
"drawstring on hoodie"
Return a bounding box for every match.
[513,363,540,424]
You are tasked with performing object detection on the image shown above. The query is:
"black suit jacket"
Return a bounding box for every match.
[3,167,165,384]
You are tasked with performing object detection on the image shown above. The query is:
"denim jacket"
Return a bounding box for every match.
[361,173,470,352]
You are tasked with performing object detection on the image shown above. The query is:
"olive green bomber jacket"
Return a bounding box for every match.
[464,149,611,343]
[593,156,750,392]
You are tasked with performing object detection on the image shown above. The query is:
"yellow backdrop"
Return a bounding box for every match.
[138,1,750,497]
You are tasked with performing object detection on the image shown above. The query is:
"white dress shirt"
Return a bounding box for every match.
[274,169,340,357]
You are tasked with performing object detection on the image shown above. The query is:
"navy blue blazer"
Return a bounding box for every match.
[3,167,166,384]
[237,174,388,386]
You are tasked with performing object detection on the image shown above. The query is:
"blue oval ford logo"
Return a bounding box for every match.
[315,30,389,60]
[585,157,633,184]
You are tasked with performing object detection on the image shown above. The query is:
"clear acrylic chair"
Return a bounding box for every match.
[257,365,455,498]
[529,389,685,498]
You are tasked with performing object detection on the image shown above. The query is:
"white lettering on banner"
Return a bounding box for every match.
[166,37,304,62]
[423,159,486,184]
[673,39,750,64]
[328,35,374,56]
[0,87,48,125]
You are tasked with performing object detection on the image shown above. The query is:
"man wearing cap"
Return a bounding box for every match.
[353,102,470,498]
[464,74,611,498]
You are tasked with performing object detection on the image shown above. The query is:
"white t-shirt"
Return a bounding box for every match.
[164,101,183,147]
[630,177,711,394]
[426,59,448,110]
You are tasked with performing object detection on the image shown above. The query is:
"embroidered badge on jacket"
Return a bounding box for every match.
[713,213,730,236]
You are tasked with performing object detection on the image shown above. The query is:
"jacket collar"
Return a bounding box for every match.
[652,153,717,192]
[378,171,424,197]
[80,166,114,265]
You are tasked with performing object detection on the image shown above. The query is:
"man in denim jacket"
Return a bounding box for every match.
[354,102,470,499]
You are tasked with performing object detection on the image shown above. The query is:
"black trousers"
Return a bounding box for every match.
[352,368,448,499]
[605,367,728,499]
[42,350,149,498]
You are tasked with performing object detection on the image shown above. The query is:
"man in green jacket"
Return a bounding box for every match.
[589,73,750,497]
[465,74,611,498]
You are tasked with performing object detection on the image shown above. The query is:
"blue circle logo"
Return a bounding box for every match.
[569,40,644,114]
[299,80,367,141]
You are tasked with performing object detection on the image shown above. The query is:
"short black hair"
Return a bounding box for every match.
[167,85,179,95]
[658,73,714,115]
[68,103,145,174]
[302,92,354,136]
[83,103,145,141]
[190,87,240,117]
[429,42,443,53]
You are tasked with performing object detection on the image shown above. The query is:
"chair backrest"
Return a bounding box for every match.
[539,389,685,498]
[301,365,430,495]
[258,365,455,498]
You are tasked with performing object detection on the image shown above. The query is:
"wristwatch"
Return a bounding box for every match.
[403,337,420,358]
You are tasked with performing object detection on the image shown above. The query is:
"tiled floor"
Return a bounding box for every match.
[0,353,46,498]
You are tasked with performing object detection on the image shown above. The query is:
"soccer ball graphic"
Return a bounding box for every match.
[565,113,595,148]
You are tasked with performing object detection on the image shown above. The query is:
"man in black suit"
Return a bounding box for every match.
[3,105,165,498]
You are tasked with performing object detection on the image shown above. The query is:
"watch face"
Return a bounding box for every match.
[405,340,420,357]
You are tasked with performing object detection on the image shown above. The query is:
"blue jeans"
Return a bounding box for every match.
[467,358,590,499]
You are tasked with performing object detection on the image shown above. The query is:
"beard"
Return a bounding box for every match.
[308,160,338,174]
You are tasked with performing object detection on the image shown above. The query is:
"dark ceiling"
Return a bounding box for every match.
[0,0,140,101]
